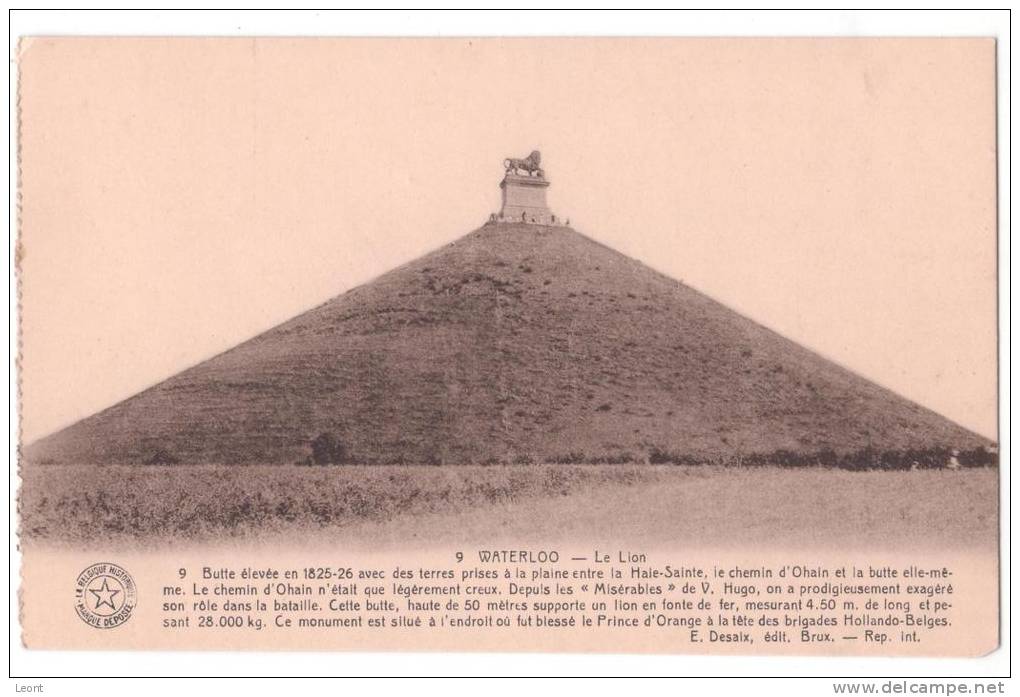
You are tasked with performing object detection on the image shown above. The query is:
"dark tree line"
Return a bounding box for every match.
[296,434,997,469]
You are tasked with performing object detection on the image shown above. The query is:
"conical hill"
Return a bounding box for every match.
[25,223,991,465]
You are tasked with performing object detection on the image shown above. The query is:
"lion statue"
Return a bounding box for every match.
[504,150,543,177]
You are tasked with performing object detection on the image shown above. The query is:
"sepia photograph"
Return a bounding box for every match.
[9,10,1009,687]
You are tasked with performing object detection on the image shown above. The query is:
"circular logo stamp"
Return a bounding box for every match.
[74,562,137,629]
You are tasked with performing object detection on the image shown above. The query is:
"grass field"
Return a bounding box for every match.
[19,464,998,551]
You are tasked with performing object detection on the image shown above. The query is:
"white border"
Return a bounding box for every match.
[6,8,1012,688]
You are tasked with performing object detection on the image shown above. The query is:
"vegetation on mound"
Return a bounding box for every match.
[25,224,993,466]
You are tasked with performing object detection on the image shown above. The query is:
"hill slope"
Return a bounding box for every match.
[25,223,991,465]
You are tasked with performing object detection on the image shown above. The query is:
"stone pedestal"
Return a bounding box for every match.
[498,173,555,224]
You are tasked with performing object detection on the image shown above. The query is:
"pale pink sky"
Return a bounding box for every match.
[19,38,998,444]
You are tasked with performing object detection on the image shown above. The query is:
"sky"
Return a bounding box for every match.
[18,37,998,443]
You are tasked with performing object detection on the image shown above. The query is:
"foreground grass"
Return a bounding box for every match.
[20,464,662,543]
[19,464,998,550]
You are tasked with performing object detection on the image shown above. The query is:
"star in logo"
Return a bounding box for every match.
[88,577,121,611]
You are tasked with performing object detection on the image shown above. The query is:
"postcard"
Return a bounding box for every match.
[16,37,998,655]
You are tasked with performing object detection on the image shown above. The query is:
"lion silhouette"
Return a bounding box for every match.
[504,150,543,177]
